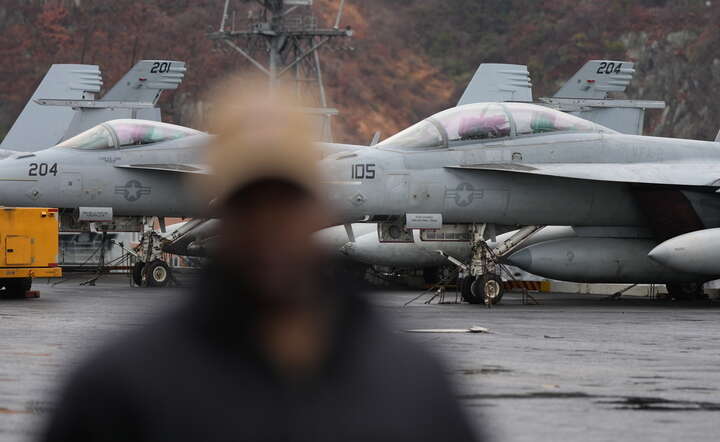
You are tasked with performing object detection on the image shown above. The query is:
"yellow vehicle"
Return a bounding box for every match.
[0,207,62,298]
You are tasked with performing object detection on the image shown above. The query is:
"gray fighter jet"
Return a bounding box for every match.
[0,60,200,221]
[335,60,666,287]
[321,77,720,302]
[0,117,210,286]
[0,60,199,286]
[0,60,196,220]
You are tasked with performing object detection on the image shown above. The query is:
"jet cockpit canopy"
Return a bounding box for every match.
[376,102,616,150]
[55,119,202,150]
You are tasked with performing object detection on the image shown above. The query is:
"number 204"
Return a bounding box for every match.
[596,62,623,74]
[28,163,58,176]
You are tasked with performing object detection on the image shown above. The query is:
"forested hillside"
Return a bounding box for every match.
[1,0,719,143]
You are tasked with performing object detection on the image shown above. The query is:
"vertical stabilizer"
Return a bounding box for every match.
[554,60,635,99]
[61,60,187,140]
[547,60,664,135]
[1,65,102,151]
[458,64,533,105]
[101,60,186,104]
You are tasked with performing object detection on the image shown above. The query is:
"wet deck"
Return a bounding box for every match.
[1,276,719,441]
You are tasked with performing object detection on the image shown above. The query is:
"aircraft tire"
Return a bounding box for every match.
[483,276,504,305]
[146,260,171,288]
[132,262,145,287]
[460,277,481,304]
[470,275,504,305]
[665,282,706,302]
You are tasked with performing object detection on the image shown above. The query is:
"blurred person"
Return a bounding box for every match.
[41,78,480,442]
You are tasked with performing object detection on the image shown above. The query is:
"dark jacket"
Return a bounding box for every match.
[42,265,480,442]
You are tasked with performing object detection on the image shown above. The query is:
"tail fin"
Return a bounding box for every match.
[458,64,533,105]
[61,60,186,139]
[1,64,102,151]
[101,60,186,104]
[554,60,635,99]
[544,60,665,135]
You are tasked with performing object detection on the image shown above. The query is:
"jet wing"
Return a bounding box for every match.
[114,163,208,174]
[447,163,720,188]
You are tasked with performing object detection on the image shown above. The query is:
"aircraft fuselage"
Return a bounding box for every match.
[322,132,720,229]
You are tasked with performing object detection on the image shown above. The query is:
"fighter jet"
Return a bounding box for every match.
[334,60,666,290]
[320,71,720,303]
[0,116,211,286]
[0,60,199,286]
[0,61,196,218]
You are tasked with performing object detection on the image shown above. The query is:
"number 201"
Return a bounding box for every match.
[150,62,171,74]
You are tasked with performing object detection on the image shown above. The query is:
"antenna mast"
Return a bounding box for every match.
[209,0,352,141]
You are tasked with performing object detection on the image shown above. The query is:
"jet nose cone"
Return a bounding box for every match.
[506,248,532,270]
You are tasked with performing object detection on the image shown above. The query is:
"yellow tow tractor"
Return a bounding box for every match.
[0,207,62,298]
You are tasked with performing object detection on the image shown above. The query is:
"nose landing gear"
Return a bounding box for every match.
[451,224,544,306]
[132,259,171,287]
[131,230,173,288]
[473,275,504,305]
[459,274,504,305]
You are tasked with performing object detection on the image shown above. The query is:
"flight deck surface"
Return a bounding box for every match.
[0,278,718,442]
